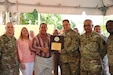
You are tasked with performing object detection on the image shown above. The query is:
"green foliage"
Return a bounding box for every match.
[20,11,62,30]
[100,16,113,36]
[70,20,76,28]
[104,16,113,24]
[40,14,62,30]
[32,9,38,20]
[20,9,38,25]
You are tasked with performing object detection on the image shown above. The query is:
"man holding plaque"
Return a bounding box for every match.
[60,19,80,75]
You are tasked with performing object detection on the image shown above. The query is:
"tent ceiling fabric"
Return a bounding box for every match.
[0,0,113,15]
[0,5,5,12]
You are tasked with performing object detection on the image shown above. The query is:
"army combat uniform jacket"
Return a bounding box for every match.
[80,31,106,74]
[107,35,113,74]
[0,34,19,75]
[60,29,80,75]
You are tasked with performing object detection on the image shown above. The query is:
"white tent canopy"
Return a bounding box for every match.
[0,0,113,15]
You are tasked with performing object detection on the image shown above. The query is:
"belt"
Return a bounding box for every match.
[37,54,51,58]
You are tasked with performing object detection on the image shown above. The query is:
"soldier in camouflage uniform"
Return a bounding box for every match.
[60,19,80,75]
[80,19,107,75]
[106,20,113,75]
[0,22,19,75]
[94,25,110,75]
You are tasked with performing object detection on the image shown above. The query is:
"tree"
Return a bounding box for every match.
[20,11,62,30]
[20,9,38,25]
[40,14,62,30]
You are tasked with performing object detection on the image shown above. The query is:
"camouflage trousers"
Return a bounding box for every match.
[109,65,113,75]
[81,70,101,75]
[0,69,19,75]
[60,62,80,75]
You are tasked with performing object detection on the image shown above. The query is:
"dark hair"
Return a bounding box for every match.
[106,20,113,25]
[94,25,100,29]
[94,25,100,27]
[94,25,101,32]
[39,23,47,27]
[62,19,69,23]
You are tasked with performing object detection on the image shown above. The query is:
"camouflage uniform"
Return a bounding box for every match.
[60,29,80,75]
[107,35,113,75]
[80,32,106,75]
[0,34,19,75]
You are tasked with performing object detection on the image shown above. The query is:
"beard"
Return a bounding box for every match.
[107,29,113,34]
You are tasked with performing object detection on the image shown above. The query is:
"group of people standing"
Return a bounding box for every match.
[0,19,113,75]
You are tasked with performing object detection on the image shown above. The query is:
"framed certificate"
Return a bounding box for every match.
[50,35,64,51]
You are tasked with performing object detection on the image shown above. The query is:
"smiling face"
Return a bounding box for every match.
[84,20,93,34]
[94,25,101,33]
[22,27,29,37]
[20,27,29,39]
[62,20,70,32]
[39,23,47,35]
[106,21,113,34]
